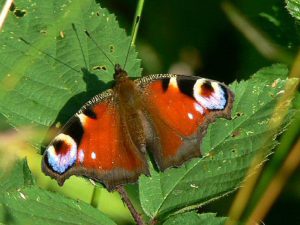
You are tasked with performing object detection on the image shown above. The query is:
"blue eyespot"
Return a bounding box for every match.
[46,134,78,174]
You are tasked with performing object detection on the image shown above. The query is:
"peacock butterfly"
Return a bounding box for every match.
[42,63,234,191]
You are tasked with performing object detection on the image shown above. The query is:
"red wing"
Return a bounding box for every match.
[42,90,149,191]
[137,74,234,170]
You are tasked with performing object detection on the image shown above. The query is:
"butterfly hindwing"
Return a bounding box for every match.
[136,74,234,170]
[42,89,149,191]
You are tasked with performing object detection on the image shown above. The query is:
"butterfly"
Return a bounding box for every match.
[42,63,234,191]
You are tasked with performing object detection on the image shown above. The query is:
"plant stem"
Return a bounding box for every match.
[123,0,145,69]
[117,186,145,225]
[131,0,145,46]
[0,0,14,31]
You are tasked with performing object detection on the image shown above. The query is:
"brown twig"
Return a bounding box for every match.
[116,186,145,225]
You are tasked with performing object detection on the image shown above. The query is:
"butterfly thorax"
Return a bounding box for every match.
[112,65,147,154]
[113,64,141,109]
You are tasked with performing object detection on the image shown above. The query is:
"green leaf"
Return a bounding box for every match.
[0,0,141,147]
[1,186,116,225]
[22,158,36,186]
[163,212,226,225]
[251,64,289,81]
[0,159,116,225]
[139,65,298,220]
[286,0,300,21]
[0,159,34,198]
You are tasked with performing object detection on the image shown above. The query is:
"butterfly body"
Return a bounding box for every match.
[42,64,234,191]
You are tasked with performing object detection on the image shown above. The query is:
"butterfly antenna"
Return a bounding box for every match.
[72,23,88,68]
[123,16,140,70]
[19,37,80,73]
[84,30,115,68]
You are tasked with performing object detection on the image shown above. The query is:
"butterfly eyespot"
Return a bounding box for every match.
[193,79,227,110]
[46,134,77,174]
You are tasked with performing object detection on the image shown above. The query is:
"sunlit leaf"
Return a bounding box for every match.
[286,0,300,21]
[0,0,141,148]
[163,212,226,225]
[0,159,116,225]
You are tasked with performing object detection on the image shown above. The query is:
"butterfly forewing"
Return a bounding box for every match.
[136,74,234,170]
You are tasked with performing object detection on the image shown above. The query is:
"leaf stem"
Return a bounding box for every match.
[117,186,145,225]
